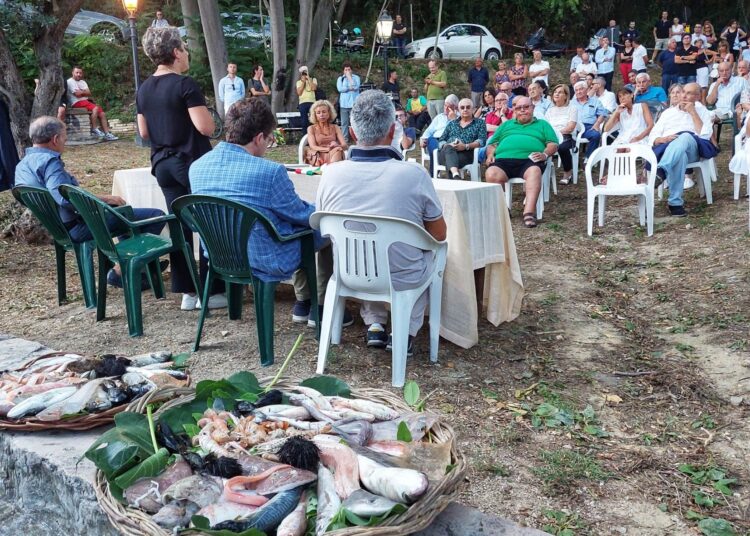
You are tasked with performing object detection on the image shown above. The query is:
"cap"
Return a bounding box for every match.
[299,66,308,74]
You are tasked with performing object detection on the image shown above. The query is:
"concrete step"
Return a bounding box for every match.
[0,335,548,535]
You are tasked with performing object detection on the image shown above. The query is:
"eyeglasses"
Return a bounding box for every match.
[264,133,276,148]
[458,105,472,110]
[515,105,532,110]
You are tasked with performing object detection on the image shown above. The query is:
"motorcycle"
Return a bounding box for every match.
[525,27,567,57]
[587,28,608,52]
[332,20,364,53]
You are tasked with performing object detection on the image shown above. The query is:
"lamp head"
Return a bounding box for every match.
[376,10,393,40]
[122,0,138,17]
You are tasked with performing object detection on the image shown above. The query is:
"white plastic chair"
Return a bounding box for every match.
[297,134,309,165]
[585,144,657,237]
[310,212,447,388]
[420,145,431,167]
[734,130,748,200]
[550,123,583,187]
[432,147,481,181]
[573,121,588,184]
[656,158,714,204]
[505,174,545,220]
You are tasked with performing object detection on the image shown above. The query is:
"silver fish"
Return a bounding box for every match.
[316,465,340,535]
[342,489,402,517]
[125,367,187,379]
[275,493,307,536]
[357,455,428,504]
[195,500,258,526]
[289,393,335,423]
[6,386,78,419]
[253,404,311,420]
[121,372,148,386]
[370,412,437,442]
[215,487,303,533]
[162,475,223,508]
[129,351,171,367]
[35,378,109,421]
[153,500,199,530]
[85,386,112,412]
[289,386,334,411]
[328,396,401,421]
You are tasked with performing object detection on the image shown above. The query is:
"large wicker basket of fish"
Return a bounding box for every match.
[91,373,466,536]
[0,351,190,431]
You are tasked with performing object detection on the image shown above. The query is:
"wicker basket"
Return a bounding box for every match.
[0,353,189,432]
[95,377,466,536]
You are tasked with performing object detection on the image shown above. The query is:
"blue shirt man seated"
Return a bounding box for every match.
[189,98,339,326]
[633,73,668,115]
[15,116,166,288]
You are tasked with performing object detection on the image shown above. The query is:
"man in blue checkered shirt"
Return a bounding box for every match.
[189,98,330,322]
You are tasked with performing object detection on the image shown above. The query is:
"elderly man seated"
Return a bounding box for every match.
[706,62,748,126]
[484,96,558,228]
[189,98,352,327]
[419,94,459,175]
[317,90,447,355]
[15,116,166,288]
[437,98,486,179]
[634,73,668,114]
[592,76,617,113]
[528,81,552,118]
[648,83,714,217]
[570,81,608,162]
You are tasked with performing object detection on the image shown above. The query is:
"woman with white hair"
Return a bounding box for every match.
[304,100,347,165]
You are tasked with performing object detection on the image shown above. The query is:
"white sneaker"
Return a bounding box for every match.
[181,293,199,310]
[103,132,119,141]
[92,128,105,138]
[684,177,695,189]
[196,293,228,310]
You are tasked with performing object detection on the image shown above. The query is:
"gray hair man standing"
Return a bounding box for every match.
[316,90,447,355]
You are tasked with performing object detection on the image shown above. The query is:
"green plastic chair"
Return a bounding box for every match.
[59,184,199,337]
[172,194,319,365]
[11,185,123,309]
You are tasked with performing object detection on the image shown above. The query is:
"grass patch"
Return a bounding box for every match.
[532,449,611,493]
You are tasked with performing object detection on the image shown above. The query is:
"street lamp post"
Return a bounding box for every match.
[376,11,393,85]
[122,0,146,146]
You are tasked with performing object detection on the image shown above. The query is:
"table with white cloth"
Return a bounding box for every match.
[112,167,525,348]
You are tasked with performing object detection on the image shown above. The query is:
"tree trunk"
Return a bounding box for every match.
[197,0,227,109]
[180,0,203,58]
[307,0,341,70]
[0,0,83,155]
[284,0,314,108]
[267,0,288,114]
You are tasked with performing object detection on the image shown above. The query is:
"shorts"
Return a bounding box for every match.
[490,158,544,179]
[654,38,670,50]
[72,99,98,112]
[696,67,709,88]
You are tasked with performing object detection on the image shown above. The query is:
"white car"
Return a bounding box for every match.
[405,24,502,60]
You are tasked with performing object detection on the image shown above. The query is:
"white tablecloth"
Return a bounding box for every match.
[112,168,524,348]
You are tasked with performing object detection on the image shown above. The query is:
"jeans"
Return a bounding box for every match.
[470,92,483,109]
[581,123,602,158]
[427,99,444,119]
[661,73,677,93]
[153,154,220,295]
[657,132,699,207]
[557,138,575,171]
[425,136,439,176]
[600,71,613,91]
[408,111,431,131]
[68,208,165,243]
[677,75,696,85]
[340,107,352,143]
[291,242,333,302]
[393,37,405,58]
[298,102,313,131]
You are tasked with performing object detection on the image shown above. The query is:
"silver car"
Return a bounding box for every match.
[66,10,131,43]
[405,24,502,60]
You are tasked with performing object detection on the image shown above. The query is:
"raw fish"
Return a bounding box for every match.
[162,474,224,508]
[152,500,198,529]
[313,435,360,499]
[35,378,108,421]
[276,493,307,536]
[85,386,112,412]
[124,457,193,513]
[195,499,258,526]
[129,351,171,367]
[253,404,311,420]
[369,411,437,442]
[316,465,340,535]
[327,396,401,421]
[342,489,402,517]
[6,386,78,419]
[213,487,303,533]
[357,455,428,504]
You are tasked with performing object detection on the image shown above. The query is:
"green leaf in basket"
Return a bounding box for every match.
[83,412,156,479]
[342,503,409,527]
[227,371,262,396]
[397,420,413,442]
[300,376,351,397]
[183,423,200,437]
[403,380,420,407]
[189,515,267,536]
[113,447,170,490]
[171,352,191,369]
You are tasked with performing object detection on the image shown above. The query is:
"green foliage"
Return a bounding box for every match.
[190,515,266,536]
[300,375,351,397]
[542,509,585,535]
[396,421,413,442]
[532,449,611,493]
[678,464,738,503]
[402,380,429,411]
[697,518,738,536]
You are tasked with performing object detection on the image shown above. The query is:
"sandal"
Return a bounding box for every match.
[560,174,572,185]
[522,212,537,228]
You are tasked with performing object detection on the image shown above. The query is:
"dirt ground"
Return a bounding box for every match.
[1,128,749,535]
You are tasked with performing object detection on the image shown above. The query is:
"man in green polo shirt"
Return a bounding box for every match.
[424,60,448,119]
[485,96,558,228]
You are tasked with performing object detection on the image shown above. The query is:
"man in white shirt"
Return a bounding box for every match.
[594,37,616,90]
[419,94,459,175]
[706,62,748,121]
[151,10,169,28]
[691,24,706,47]
[570,47,585,73]
[575,52,597,76]
[631,38,649,73]
[648,83,713,216]
[66,66,118,140]
[592,77,617,113]
[529,49,550,85]
[217,63,246,114]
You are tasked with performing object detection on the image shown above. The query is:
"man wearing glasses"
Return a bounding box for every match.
[190,98,325,289]
[484,97,558,228]
[218,63,246,115]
